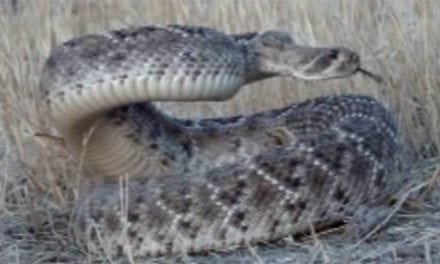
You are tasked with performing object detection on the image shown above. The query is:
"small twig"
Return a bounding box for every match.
[352,180,431,248]
[246,241,264,264]
[34,132,67,149]
[424,240,433,264]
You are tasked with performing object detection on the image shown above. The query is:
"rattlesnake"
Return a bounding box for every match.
[40,25,403,258]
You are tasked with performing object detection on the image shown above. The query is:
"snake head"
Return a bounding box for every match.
[252,31,381,82]
[292,46,361,80]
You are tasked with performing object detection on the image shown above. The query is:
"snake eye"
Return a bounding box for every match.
[327,49,339,60]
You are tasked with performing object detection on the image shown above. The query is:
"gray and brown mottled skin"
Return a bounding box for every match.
[39,25,405,258]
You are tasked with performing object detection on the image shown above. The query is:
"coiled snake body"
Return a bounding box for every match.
[41,25,404,257]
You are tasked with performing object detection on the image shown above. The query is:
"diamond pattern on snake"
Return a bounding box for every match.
[40,25,404,257]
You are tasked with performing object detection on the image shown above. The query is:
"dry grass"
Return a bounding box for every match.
[0,0,439,263]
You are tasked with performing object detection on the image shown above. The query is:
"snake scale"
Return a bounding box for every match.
[40,25,404,258]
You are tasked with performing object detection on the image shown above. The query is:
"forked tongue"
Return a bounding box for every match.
[357,68,383,84]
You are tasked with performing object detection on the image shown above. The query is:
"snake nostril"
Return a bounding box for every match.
[351,53,360,64]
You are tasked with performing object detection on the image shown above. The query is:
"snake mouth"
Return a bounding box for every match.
[357,68,384,83]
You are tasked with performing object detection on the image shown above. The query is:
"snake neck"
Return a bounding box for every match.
[232,37,277,84]
[237,41,298,84]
